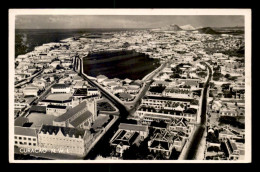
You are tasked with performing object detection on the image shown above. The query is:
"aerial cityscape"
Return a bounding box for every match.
[11,12,248,162]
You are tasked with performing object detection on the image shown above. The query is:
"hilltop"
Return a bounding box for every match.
[180,25,195,30]
[159,24,183,31]
[196,27,219,34]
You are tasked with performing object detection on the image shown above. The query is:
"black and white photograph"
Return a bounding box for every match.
[8,9,251,163]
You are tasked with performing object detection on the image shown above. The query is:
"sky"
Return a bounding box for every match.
[16,15,244,29]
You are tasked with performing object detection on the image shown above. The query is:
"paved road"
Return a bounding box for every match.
[184,62,212,160]
[78,57,130,118]
[77,57,133,159]
[15,69,44,88]
[77,57,167,159]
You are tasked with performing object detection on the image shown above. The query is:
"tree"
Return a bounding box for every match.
[206,132,219,143]
[170,73,181,79]
[197,71,207,78]
[122,144,139,160]
[229,76,237,81]
[213,72,223,81]
[152,151,167,160]
[219,116,237,127]
[99,143,115,158]
[225,74,231,78]
[169,148,179,160]
[209,82,215,88]
[122,42,130,48]
[150,120,167,128]
[56,65,62,70]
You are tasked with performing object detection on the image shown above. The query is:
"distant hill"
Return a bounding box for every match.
[213,26,244,35]
[213,26,244,31]
[196,27,219,34]
[159,24,183,31]
[180,25,195,30]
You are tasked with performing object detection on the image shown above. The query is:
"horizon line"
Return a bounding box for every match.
[15,26,244,30]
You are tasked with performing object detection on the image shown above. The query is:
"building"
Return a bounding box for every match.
[53,100,97,130]
[118,123,149,140]
[37,125,93,156]
[14,126,38,147]
[136,105,197,124]
[23,86,39,97]
[87,87,101,97]
[147,128,175,158]
[39,93,73,107]
[162,87,193,98]
[15,117,29,127]
[96,75,108,83]
[113,86,126,94]
[32,79,46,90]
[141,96,192,110]
[219,107,238,117]
[46,104,68,116]
[73,88,88,102]
[219,127,244,141]
[224,139,245,160]
[51,84,71,94]
[73,81,88,89]
[49,60,61,68]
[211,100,222,112]
[110,123,147,156]
[167,118,194,136]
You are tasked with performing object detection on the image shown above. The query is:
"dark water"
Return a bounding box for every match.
[83,50,160,80]
[15,28,143,57]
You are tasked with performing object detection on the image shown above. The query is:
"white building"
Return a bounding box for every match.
[51,84,71,94]
[46,104,68,116]
[14,126,38,148]
[38,125,93,156]
[23,86,39,97]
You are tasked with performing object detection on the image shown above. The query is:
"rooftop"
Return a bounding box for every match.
[29,105,46,113]
[111,130,139,146]
[47,104,67,109]
[15,117,29,127]
[23,86,39,91]
[52,84,70,89]
[73,88,88,96]
[118,92,132,99]
[119,123,148,132]
[15,126,38,137]
[183,108,197,114]
[54,101,87,122]
[39,125,86,138]
[143,95,193,102]
[44,93,73,101]
[27,113,56,129]
[69,110,93,127]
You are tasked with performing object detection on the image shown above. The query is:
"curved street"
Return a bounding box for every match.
[184,62,212,160]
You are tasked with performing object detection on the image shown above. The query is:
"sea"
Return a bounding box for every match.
[15,28,143,56]
[15,28,160,80]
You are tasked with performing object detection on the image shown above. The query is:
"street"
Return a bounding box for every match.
[184,62,212,160]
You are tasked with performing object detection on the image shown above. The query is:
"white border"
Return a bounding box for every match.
[9,9,252,163]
